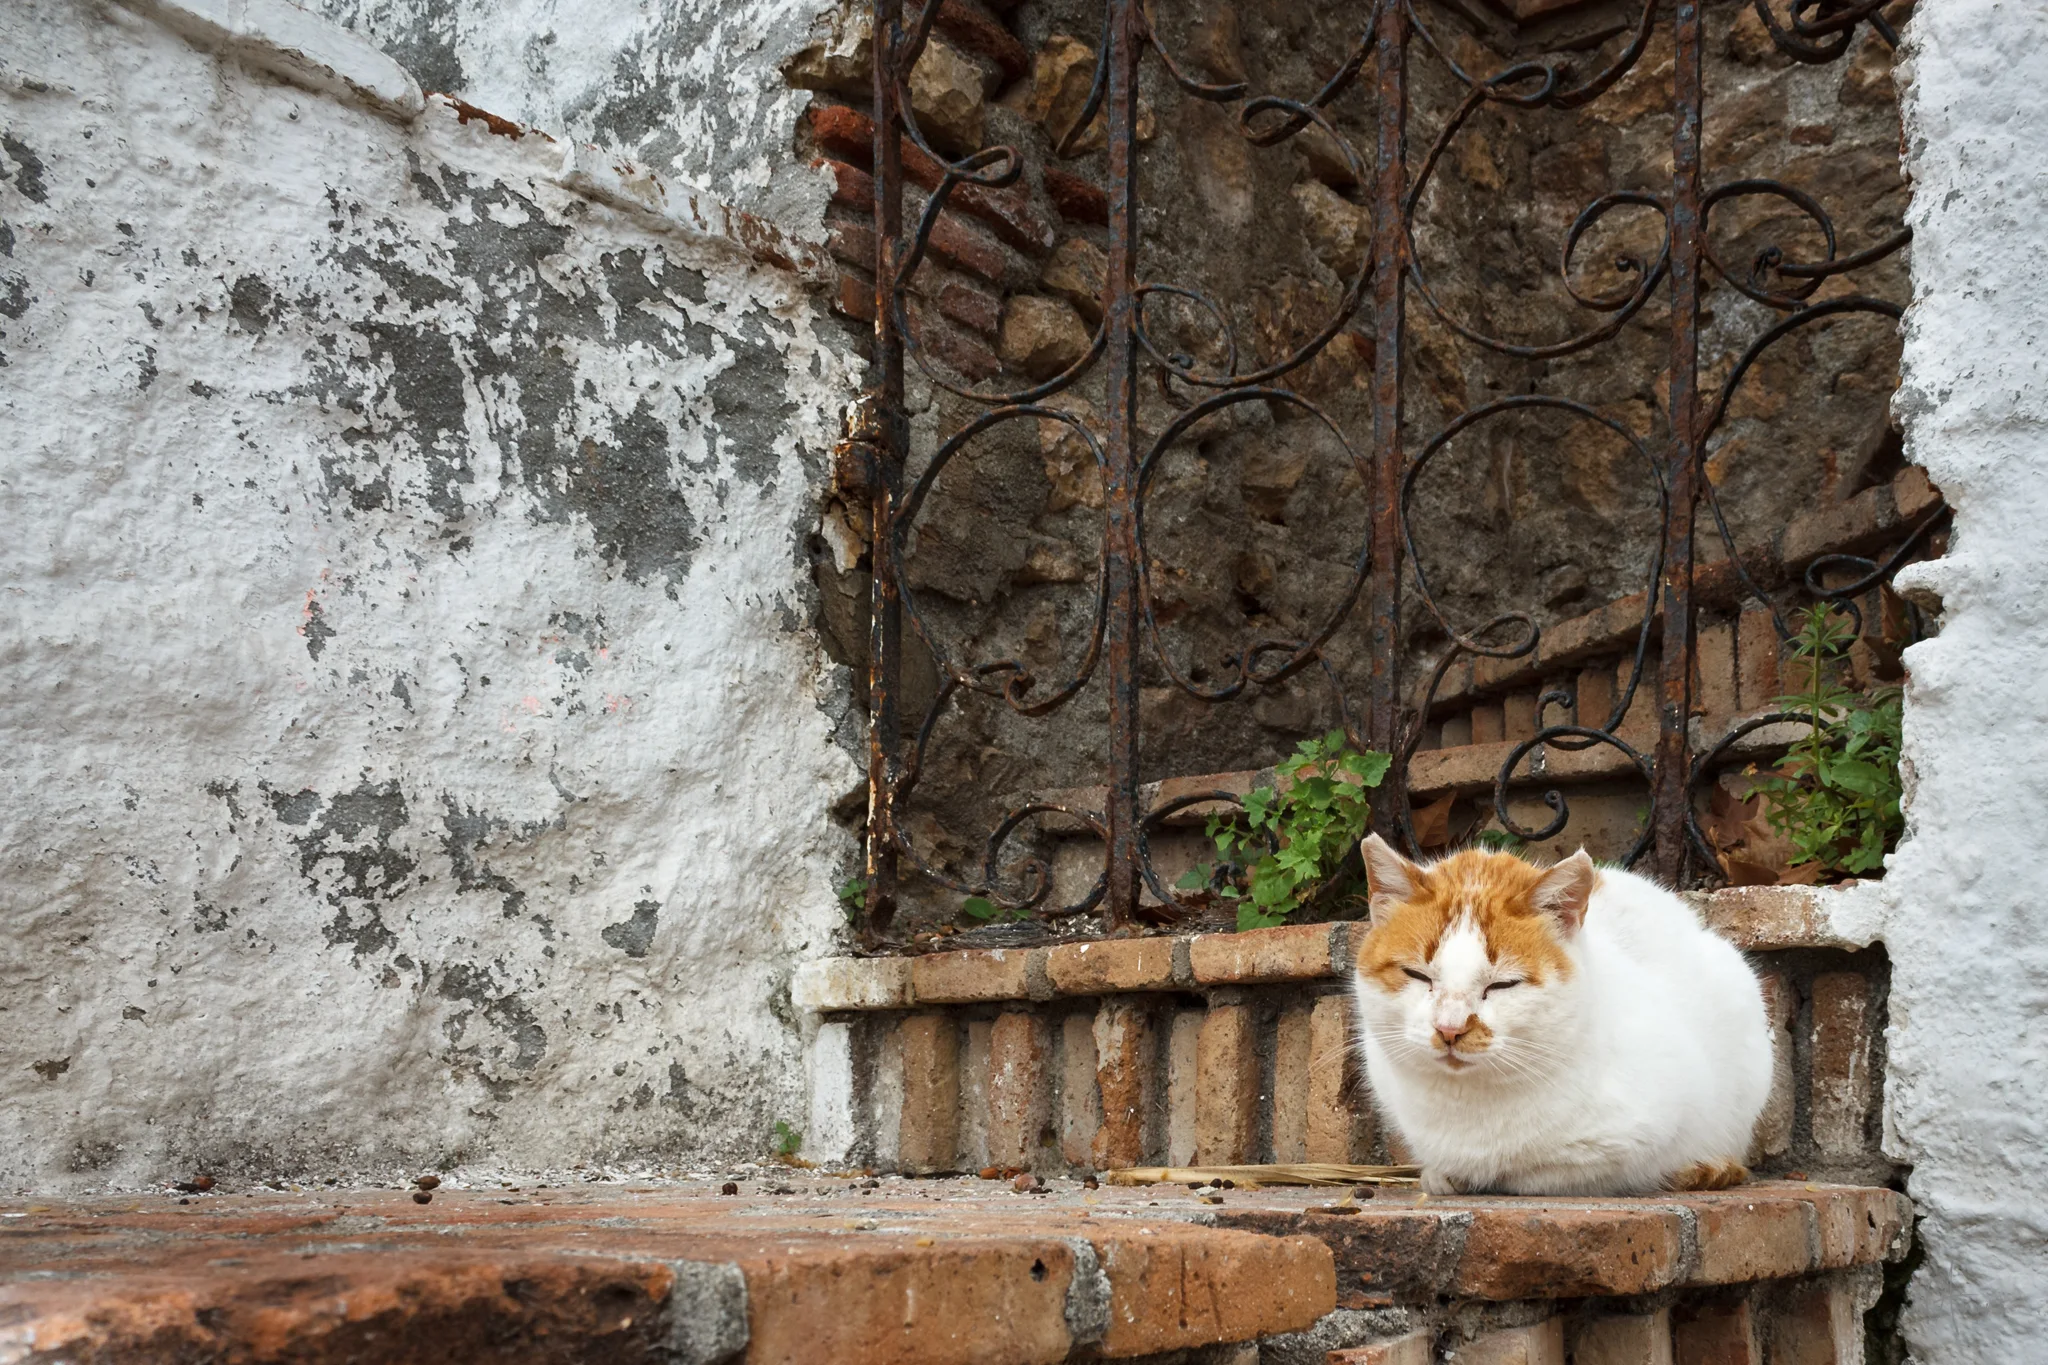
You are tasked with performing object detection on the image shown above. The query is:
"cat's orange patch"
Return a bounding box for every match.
[1668,1158,1750,1191]
[1356,848,1579,991]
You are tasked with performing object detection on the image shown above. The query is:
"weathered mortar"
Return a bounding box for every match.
[0,0,860,1187]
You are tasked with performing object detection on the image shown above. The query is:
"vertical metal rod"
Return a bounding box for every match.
[864,0,905,938]
[1101,0,1143,930]
[1654,0,1705,884]
[1367,0,1409,842]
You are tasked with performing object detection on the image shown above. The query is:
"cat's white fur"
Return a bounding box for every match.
[1351,843,1772,1195]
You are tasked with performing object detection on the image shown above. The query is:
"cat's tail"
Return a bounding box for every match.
[1667,1158,1750,1191]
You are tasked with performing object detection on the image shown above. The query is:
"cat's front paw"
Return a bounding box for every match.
[1420,1168,1467,1195]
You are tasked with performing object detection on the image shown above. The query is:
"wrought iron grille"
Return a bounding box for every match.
[848,0,1933,938]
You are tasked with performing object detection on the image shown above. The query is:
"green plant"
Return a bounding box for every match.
[836,876,867,926]
[1476,828,1524,853]
[1178,731,1391,931]
[1754,604,1904,878]
[962,895,1027,924]
[772,1120,802,1158]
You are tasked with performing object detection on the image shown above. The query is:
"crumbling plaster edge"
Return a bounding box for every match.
[114,0,834,286]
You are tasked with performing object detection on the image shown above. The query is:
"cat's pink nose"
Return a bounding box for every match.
[1436,1018,1473,1044]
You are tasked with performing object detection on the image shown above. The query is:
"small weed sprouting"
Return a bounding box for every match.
[772,1120,802,1159]
[836,877,867,926]
[1476,828,1524,853]
[1754,604,1904,879]
[1178,731,1391,931]
[961,895,1028,924]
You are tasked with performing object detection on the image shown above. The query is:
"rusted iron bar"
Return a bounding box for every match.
[1101,0,1144,930]
[863,0,906,938]
[1653,0,1706,885]
[1367,0,1409,846]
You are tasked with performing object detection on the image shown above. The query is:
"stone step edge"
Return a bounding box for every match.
[794,883,1879,1012]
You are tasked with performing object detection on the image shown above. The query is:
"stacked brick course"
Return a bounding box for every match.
[799,885,1897,1187]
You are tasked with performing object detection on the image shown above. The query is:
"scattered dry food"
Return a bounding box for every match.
[412,1191,432,1205]
[721,1182,739,1196]
[1011,1172,1042,1193]
[413,1175,440,1190]
[172,1176,214,1194]
[1082,1176,1100,1190]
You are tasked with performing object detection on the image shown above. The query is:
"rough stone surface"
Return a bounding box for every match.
[1045,937,1175,995]
[897,1015,960,1174]
[911,947,1034,1004]
[1455,1318,1565,1365]
[0,0,859,1188]
[1189,924,1337,984]
[985,1011,1049,1171]
[1888,3,2048,1357]
[1573,1311,1673,1365]
[1091,1000,1152,1170]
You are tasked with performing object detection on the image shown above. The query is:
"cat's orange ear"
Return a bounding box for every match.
[1360,833,1424,925]
[1532,848,1597,933]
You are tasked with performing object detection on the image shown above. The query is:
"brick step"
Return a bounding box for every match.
[0,1180,1906,1364]
[799,890,1890,1191]
[0,1185,1332,1364]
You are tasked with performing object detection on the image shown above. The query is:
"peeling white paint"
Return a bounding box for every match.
[1887,2,2048,1359]
[0,0,861,1187]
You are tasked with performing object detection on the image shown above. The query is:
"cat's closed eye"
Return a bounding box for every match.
[1401,967,1432,986]
[1484,979,1523,997]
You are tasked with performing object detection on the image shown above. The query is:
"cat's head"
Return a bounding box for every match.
[1351,833,1597,1080]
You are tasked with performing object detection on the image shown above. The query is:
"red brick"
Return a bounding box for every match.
[1700,885,1845,951]
[1736,607,1781,711]
[807,102,877,164]
[1060,1013,1100,1166]
[1044,165,1109,224]
[936,278,1001,335]
[1271,1003,1313,1163]
[911,311,1002,381]
[1750,971,1797,1163]
[1572,1311,1672,1365]
[987,1011,1050,1170]
[1502,691,1540,742]
[1459,1318,1566,1364]
[1328,1332,1432,1364]
[1696,618,1738,719]
[821,157,875,213]
[899,1014,961,1173]
[1456,1207,1683,1298]
[1094,1226,1335,1356]
[834,267,877,323]
[1470,701,1505,745]
[827,215,877,270]
[1763,1277,1857,1364]
[1307,994,1366,1163]
[923,207,1015,284]
[1092,1000,1155,1169]
[1686,1193,1816,1284]
[1578,661,1619,731]
[1673,1298,1758,1365]
[1196,1004,1261,1164]
[910,947,1030,1003]
[933,0,1029,82]
[807,103,1055,255]
[1047,936,1175,994]
[1166,1008,1203,1165]
[1190,923,1337,984]
[1809,972,1875,1157]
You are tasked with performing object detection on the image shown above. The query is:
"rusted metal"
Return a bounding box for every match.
[1100,0,1144,929]
[859,0,1923,936]
[1366,0,1408,839]
[1654,0,1708,885]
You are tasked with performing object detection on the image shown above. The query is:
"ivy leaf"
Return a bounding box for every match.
[1176,863,1213,890]
[962,896,997,921]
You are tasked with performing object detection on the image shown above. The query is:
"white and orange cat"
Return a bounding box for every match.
[1350,834,1771,1195]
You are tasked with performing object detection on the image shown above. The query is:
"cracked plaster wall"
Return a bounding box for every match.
[305,0,838,232]
[0,0,862,1188]
[1884,0,2048,1359]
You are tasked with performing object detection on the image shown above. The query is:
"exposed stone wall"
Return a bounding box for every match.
[0,0,860,1188]
[1885,1,2048,1359]
[799,0,1917,928]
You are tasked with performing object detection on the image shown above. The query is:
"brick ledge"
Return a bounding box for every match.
[795,883,1873,1013]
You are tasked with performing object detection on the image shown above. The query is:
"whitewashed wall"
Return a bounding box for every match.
[1887,2,2048,1360]
[0,0,860,1188]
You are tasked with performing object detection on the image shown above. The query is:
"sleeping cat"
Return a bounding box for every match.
[1350,834,1771,1195]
